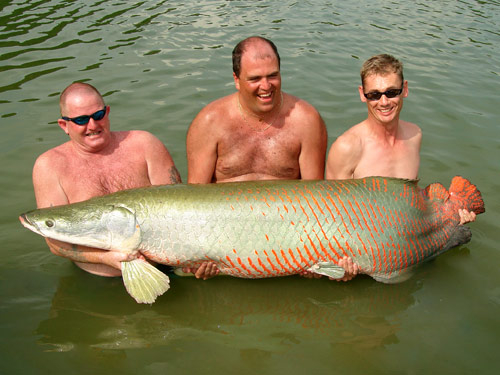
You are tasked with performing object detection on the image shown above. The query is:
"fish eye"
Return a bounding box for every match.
[45,220,54,227]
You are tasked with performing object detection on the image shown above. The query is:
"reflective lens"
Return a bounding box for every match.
[363,87,403,101]
[62,107,106,125]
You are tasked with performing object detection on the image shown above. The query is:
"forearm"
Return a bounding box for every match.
[45,238,132,270]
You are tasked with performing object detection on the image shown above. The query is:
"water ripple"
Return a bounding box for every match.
[1,1,500,373]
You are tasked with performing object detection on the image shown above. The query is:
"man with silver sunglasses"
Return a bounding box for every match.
[32,82,181,277]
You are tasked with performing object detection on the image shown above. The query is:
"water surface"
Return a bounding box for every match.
[1,1,499,374]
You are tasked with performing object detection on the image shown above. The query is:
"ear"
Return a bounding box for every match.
[358,85,367,103]
[402,80,409,98]
[57,119,69,135]
[233,72,240,91]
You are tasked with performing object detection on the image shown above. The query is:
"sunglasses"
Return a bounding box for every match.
[61,107,106,125]
[363,86,403,101]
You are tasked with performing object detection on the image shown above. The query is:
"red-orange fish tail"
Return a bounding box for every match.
[448,176,485,215]
[422,182,449,203]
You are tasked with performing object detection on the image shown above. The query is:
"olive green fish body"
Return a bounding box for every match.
[19,176,484,303]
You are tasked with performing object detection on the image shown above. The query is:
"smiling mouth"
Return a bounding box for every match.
[379,107,393,114]
[258,92,273,99]
[86,131,101,136]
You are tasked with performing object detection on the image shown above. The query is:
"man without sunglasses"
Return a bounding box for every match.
[185,36,342,280]
[185,36,358,282]
[326,54,475,226]
[32,82,181,277]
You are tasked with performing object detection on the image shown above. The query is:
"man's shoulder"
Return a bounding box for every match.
[331,123,365,153]
[188,94,236,133]
[35,142,71,166]
[198,94,234,116]
[400,120,422,137]
[121,129,158,142]
[338,121,366,140]
[115,130,170,157]
[286,93,320,116]
[284,93,325,135]
[33,143,73,181]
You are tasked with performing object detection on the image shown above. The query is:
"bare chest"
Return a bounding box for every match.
[60,154,151,202]
[215,127,302,181]
[355,141,420,179]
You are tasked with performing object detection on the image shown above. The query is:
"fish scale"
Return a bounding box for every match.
[19,176,485,303]
[135,179,445,276]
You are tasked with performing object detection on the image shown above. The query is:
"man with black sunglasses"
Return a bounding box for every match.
[31,82,181,277]
[326,54,475,226]
[326,54,420,182]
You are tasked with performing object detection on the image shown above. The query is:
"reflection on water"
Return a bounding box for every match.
[1,0,500,374]
[37,273,421,352]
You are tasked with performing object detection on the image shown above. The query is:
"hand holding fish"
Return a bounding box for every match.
[182,261,220,280]
[458,209,476,225]
[46,238,143,277]
[299,256,360,281]
[330,256,360,282]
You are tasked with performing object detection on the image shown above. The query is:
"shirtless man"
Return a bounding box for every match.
[326,53,475,223]
[186,36,327,184]
[185,36,358,280]
[33,82,181,277]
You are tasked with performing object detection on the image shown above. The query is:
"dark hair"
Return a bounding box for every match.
[360,54,404,87]
[232,36,281,77]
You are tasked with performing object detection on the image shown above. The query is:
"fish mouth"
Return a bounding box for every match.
[19,213,41,235]
[19,213,29,227]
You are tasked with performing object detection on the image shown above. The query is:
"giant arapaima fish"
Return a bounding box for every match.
[19,176,484,304]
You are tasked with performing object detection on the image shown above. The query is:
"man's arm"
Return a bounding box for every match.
[46,239,137,276]
[33,152,70,208]
[139,131,182,185]
[326,133,361,180]
[186,108,219,184]
[297,106,328,179]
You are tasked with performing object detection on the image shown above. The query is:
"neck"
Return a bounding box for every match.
[366,117,401,145]
[238,92,283,122]
[70,132,116,157]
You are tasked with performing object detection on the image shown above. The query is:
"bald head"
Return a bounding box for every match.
[59,83,104,115]
[232,36,280,77]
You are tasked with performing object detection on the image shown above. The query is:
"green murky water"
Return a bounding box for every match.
[1,1,499,374]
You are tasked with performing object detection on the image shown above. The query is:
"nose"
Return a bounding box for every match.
[86,117,98,129]
[379,93,390,104]
[260,77,272,90]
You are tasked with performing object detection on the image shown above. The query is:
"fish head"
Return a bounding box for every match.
[19,202,141,251]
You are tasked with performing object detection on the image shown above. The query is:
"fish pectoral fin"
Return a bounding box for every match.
[307,262,346,279]
[371,270,414,284]
[121,259,170,304]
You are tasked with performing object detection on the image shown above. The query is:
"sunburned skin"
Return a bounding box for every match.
[326,55,476,238]
[33,82,181,277]
[185,37,329,279]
